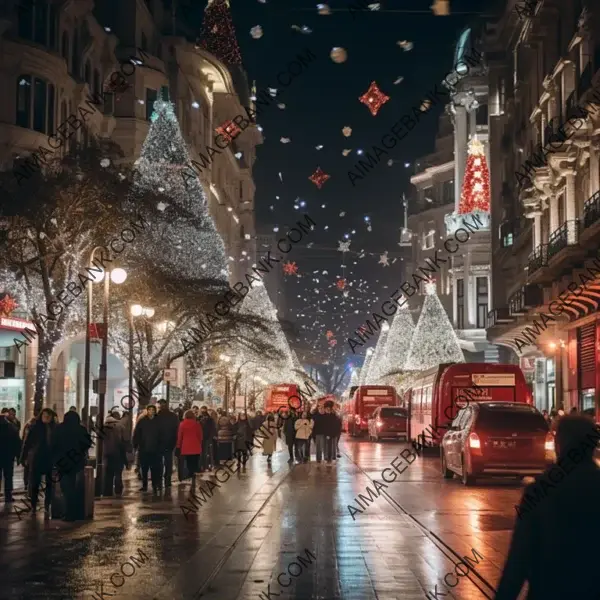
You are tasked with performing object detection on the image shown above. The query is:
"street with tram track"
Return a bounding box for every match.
[0,437,523,600]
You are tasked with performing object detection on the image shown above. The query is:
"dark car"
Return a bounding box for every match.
[368,406,408,442]
[440,402,555,485]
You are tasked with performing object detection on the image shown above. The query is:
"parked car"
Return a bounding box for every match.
[440,402,555,485]
[368,406,408,442]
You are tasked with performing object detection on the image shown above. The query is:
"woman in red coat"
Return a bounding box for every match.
[176,410,203,487]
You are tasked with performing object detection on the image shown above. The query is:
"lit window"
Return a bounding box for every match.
[422,229,435,250]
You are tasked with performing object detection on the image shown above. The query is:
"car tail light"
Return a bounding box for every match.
[545,432,555,453]
[376,420,383,428]
[468,432,481,450]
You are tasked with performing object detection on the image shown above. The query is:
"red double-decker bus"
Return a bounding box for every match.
[344,385,398,436]
[264,384,301,415]
[404,363,532,447]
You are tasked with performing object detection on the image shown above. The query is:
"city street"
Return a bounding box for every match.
[0,438,522,600]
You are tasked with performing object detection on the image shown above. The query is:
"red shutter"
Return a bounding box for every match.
[578,323,596,390]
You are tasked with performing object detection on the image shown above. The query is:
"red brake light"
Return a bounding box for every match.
[376,420,383,428]
[544,432,555,452]
[468,432,481,449]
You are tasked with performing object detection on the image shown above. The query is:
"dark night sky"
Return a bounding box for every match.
[208,0,487,361]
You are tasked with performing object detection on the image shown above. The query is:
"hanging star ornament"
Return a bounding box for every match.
[309,167,331,189]
[379,251,390,266]
[283,261,299,275]
[0,294,18,316]
[359,81,390,116]
[338,240,351,252]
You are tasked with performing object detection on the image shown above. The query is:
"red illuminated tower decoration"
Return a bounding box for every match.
[458,137,490,214]
[200,0,242,65]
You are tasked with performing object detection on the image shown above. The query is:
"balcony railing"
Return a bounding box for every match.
[547,220,579,260]
[508,284,543,316]
[487,307,513,328]
[583,190,600,229]
[528,245,547,275]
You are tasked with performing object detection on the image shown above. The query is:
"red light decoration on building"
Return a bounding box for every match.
[199,0,243,66]
[336,278,346,290]
[215,120,242,143]
[309,167,331,189]
[0,294,17,316]
[283,261,299,275]
[359,81,390,116]
[458,138,490,214]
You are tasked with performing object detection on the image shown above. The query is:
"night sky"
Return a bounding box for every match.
[207,0,487,363]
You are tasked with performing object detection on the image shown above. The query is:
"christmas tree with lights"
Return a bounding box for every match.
[130,98,229,289]
[377,305,415,378]
[358,349,374,385]
[366,321,390,383]
[200,0,242,66]
[457,137,490,214]
[405,282,464,371]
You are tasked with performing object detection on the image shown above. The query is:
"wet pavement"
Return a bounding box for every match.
[0,438,525,600]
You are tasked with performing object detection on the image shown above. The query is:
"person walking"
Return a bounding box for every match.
[6,408,21,434]
[51,411,92,520]
[322,405,339,464]
[333,406,343,458]
[216,413,234,465]
[495,415,600,599]
[0,408,21,503]
[132,405,161,493]
[312,405,327,463]
[294,411,313,463]
[176,410,203,489]
[262,413,278,465]
[21,408,57,514]
[156,399,179,489]
[233,413,253,467]
[21,416,36,491]
[102,409,127,497]
[198,407,217,472]
[283,409,298,464]
[134,407,148,480]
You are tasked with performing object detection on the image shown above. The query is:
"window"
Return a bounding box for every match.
[62,32,69,65]
[18,0,56,48]
[16,75,55,135]
[476,276,488,329]
[422,185,434,204]
[93,69,100,95]
[422,229,435,250]
[442,180,454,204]
[457,278,465,329]
[161,85,170,101]
[145,88,157,120]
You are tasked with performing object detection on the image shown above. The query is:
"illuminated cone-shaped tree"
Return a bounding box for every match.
[131,98,229,289]
[377,305,415,378]
[358,349,374,385]
[200,0,243,66]
[457,137,490,214]
[405,282,464,371]
[367,321,390,383]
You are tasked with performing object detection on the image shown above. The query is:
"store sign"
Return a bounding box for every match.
[163,368,177,383]
[0,316,33,331]
[472,373,515,387]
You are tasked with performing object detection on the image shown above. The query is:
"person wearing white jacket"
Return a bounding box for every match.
[294,411,313,463]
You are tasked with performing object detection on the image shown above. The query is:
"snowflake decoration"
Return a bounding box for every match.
[309,167,331,189]
[283,261,299,275]
[379,251,389,266]
[336,278,346,290]
[337,240,351,252]
[359,81,390,116]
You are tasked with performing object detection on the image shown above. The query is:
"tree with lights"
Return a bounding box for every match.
[405,283,464,371]
[458,137,490,214]
[199,0,243,66]
[377,305,415,379]
[358,349,374,385]
[366,321,390,383]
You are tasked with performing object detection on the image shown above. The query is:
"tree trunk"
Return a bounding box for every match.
[137,380,153,408]
[33,339,54,416]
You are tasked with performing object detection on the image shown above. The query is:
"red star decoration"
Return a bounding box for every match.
[359,81,390,116]
[283,261,299,275]
[309,167,331,189]
[0,294,18,316]
[336,278,346,290]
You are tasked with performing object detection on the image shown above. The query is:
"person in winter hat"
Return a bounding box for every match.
[261,413,278,465]
[0,408,21,502]
[102,409,127,497]
[132,405,161,493]
[294,410,313,463]
[233,412,253,467]
[176,410,203,489]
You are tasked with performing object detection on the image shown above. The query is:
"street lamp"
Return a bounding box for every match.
[83,259,126,497]
[219,354,232,410]
[128,304,154,424]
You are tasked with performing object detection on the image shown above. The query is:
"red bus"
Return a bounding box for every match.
[345,385,398,436]
[404,363,532,448]
[264,384,302,415]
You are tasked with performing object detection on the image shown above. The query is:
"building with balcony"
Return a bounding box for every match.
[407,27,499,363]
[486,0,600,414]
[0,0,261,422]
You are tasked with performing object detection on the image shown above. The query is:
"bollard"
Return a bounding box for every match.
[83,466,95,519]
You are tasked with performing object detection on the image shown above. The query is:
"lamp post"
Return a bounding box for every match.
[129,304,155,419]
[219,354,231,411]
[94,266,127,496]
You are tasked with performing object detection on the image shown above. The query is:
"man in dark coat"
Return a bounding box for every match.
[155,399,179,489]
[102,409,127,497]
[322,405,340,463]
[7,408,21,434]
[21,408,57,513]
[495,415,600,599]
[199,406,217,471]
[283,409,298,463]
[132,405,161,493]
[0,409,21,502]
[52,411,92,520]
